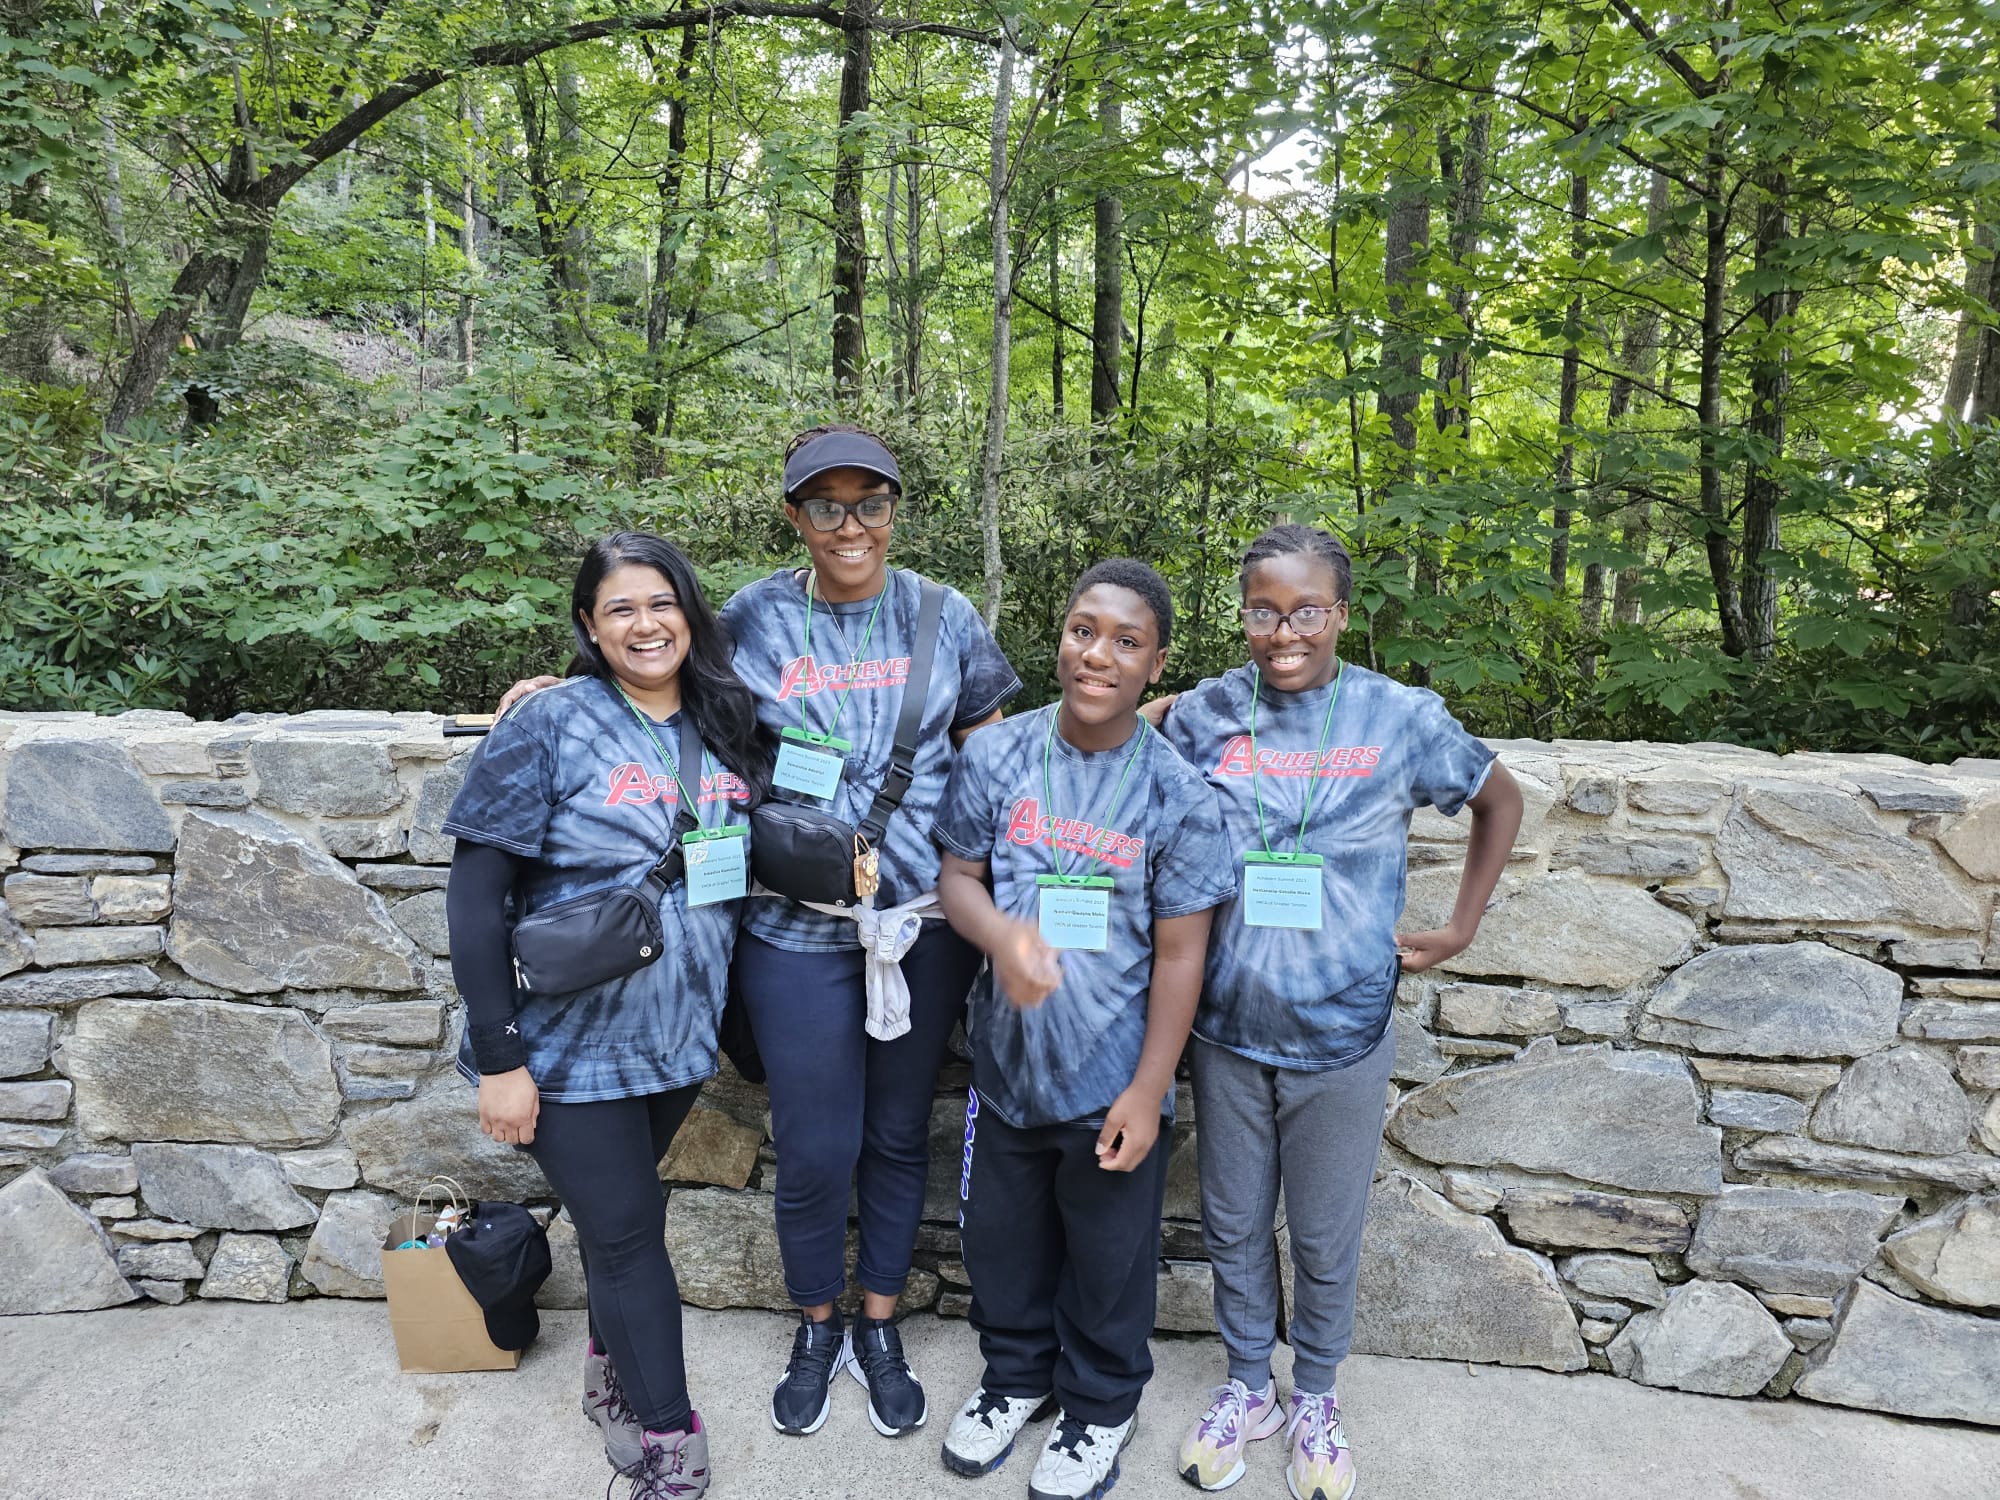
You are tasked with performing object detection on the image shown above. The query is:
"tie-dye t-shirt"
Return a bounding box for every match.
[441,675,754,1102]
[720,566,1021,952]
[1163,662,1495,1071]
[933,705,1235,1130]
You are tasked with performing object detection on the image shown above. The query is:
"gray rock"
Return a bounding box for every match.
[27,925,164,966]
[0,1010,54,1077]
[3,874,95,926]
[1498,1187,1691,1253]
[199,1233,292,1302]
[1796,1279,2000,1424]
[660,1101,763,1190]
[1579,1318,1619,1345]
[1387,1040,1722,1194]
[1430,873,1695,989]
[319,820,406,860]
[1757,1292,1837,1317]
[125,737,213,778]
[1440,1170,1504,1214]
[168,811,421,993]
[21,855,155,875]
[46,1153,136,1195]
[0,964,159,1007]
[249,738,402,817]
[88,1196,136,1219]
[407,758,470,864]
[111,1219,200,1241]
[1689,1058,1843,1099]
[0,1123,62,1148]
[1564,773,1619,816]
[663,1188,793,1312]
[356,865,453,892]
[1707,1090,1809,1134]
[1853,773,1967,813]
[343,1086,549,1200]
[340,1045,434,1080]
[1606,1280,1791,1397]
[1957,1047,2000,1089]
[136,1279,186,1305]
[1715,782,1983,929]
[1879,1194,2000,1308]
[1640,943,1902,1060]
[1785,1316,1834,1350]
[1890,938,1989,968]
[1559,1253,1667,1307]
[1902,1001,2000,1042]
[1570,1296,1633,1322]
[279,1146,361,1191]
[1685,1184,1900,1296]
[1552,835,1705,879]
[158,781,250,809]
[2,739,174,853]
[1559,999,1634,1039]
[537,1211,588,1310]
[0,1170,137,1313]
[300,1189,403,1297]
[1811,1046,1972,1155]
[0,1080,70,1120]
[1938,796,2000,882]
[89,875,171,923]
[1389,1007,1447,1085]
[1437,983,1561,1037]
[1628,778,1728,817]
[1156,1260,1217,1333]
[388,890,450,957]
[131,1143,318,1230]
[1734,1135,2000,1192]
[116,1240,205,1280]
[1982,1096,2000,1155]
[0,902,31,978]
[67,999,340,1146]
[1437,1038,1520,1060]
[1350,1173,1587,1372]
[320,1002,444,1047]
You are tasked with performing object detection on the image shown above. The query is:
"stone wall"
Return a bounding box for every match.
[1,710,1997,1425]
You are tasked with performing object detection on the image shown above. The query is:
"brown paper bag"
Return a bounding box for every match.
[379,1181,521,1374]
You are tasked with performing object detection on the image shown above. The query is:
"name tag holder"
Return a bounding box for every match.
[773,727,850,799]
[1241,849,1324,930]
[684,826,749,907]
[1036,873,1113,951]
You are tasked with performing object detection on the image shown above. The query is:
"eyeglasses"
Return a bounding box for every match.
[794,495,897,533]
[1240,605,1338,638]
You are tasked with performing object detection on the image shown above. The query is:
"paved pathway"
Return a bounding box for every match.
[1,1302,1993,1500]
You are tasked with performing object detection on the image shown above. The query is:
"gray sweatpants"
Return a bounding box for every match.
[1191,1026,1396,1395]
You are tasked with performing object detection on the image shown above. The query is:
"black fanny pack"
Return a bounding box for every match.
[509,709,701,994]
[748,579,942,909]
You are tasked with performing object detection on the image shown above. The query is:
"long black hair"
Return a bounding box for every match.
[569,531,773,805]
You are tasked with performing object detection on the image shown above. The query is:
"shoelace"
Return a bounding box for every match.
[1050,1414,1094,1461]
[1288,1397,1346,1463]
[856,1323,911,1385]
[591,1362,632,1424]
[614,1437,697,1500]
[1197,1382,1252,1445]
[969,1388,1013,1430]
[785,1318,842,1387]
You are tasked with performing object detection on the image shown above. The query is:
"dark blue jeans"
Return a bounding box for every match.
[732,924,979,1306]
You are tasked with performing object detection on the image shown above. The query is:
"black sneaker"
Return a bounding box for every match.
[846,1315,928,1437]
[771,1311,846,1435]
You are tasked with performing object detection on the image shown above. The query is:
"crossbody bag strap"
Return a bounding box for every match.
[642,711,708,895]
[858,578,944,847]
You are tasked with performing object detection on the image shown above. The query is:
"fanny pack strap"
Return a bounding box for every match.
[857,578,944,849]
[640,711,706,897]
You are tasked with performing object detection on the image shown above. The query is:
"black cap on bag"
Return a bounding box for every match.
[443,1201,552,1351]
[782,430,902,497]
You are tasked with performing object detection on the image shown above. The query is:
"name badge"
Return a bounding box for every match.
[1037,874,1113,951]
[1241,851,1324,930]
[773,727,849,799]
[684,827,749,907]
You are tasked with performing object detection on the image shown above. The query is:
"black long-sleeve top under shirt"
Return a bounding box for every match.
[445,840,528,1075]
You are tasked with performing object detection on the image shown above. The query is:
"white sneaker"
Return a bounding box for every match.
[941,1385,1055,1477]
[1028,1410,1136,1500]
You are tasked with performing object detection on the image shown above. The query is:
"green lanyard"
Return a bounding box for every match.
[800,568,889,741]
[1040,710,1150,881]
[613,684,709,828]
[1249,661,1344,856]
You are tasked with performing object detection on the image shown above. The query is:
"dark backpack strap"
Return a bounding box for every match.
[858,579,944,847]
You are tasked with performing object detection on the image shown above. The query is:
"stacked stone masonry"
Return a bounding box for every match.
[1,711,1997,1426]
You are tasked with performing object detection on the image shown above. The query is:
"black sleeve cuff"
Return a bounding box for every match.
[468,1021,530,1075]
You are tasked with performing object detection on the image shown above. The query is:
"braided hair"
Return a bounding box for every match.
[783,421,894,461]
[1068,557,1174,650]
[1239,523,1352,603]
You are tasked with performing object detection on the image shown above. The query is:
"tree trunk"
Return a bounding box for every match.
[830,0,873,402]
[456,82,479,379]
[1698,131,1750,658]
[1739,170,1794,661]
[633,23,700,471]
[1944,222,1994,423]
[105,252,229,433]
[1380,119,1431,486]
[1049,217,1064,420]
[1550,169,1588,590]
[1610,171,1671,628]
[1090,72,1123,454]
[511,67,590,357]
[903,153,922,407]
[885,129,904,409]
[1435,107,1489,438]
[976,25,1018,630]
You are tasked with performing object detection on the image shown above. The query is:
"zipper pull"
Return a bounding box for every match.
[512,955,527,991]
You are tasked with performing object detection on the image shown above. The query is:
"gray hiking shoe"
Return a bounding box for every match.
[583,1338,645,1475]
[617,1414,711,1499]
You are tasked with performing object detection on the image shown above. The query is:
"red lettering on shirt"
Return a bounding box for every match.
[1210,735,1382,779]
[777,654,913,702]
[604,763,753,806]
[1003,797,1145,869]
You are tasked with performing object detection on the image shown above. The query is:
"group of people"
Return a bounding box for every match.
[441,424,1524,1500]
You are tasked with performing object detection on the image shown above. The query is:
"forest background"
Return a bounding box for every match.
[3,0,1998,760]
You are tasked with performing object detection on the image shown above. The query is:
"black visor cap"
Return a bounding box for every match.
[782,430,902,498]
[443,1200,552,1352]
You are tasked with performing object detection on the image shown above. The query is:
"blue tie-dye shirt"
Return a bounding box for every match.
[441,675,754,1102]
[934,705,1235,1130]
[1162,662,1495,1070]
[720,566,1021,952]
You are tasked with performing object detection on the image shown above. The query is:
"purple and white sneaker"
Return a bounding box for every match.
[583,1338,645,1475]
[618,1413,711,1499]
[1285,1389,1355,1500]
[1176,1378,1285,1490]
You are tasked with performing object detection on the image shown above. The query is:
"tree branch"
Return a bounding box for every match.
[1605,1,1717,98]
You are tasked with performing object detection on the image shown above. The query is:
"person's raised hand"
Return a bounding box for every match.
[991,917,1062,1009]
[496,676,563,718]
[1137,693,1179,730]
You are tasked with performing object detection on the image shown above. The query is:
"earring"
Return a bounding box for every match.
[590,636,599,644]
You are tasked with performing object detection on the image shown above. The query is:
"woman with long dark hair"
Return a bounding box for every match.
[447,532,770,1499]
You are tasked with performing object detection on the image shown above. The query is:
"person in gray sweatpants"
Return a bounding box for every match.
[1156,523,1523,1500]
